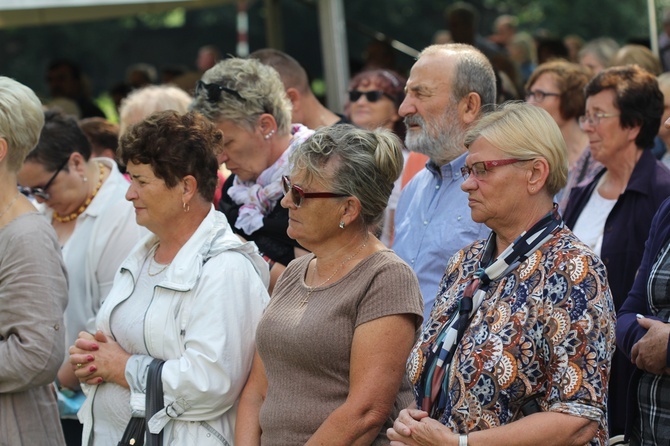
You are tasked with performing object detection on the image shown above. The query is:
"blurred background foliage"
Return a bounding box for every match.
[0,0,662,101]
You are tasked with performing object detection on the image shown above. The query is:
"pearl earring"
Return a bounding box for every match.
[264,129,276,140]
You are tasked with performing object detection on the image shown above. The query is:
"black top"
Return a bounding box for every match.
[218,175,301,266]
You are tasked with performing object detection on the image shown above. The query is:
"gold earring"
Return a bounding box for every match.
[183,201,190,212]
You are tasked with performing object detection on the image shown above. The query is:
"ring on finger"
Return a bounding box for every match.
[76,363,83,369]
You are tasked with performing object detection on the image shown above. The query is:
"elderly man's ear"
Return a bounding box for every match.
[459,92,482,126]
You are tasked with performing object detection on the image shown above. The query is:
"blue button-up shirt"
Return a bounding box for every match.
[393,152,489,322]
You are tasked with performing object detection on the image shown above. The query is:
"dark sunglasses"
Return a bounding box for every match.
[19,157,69,200]
[348,90,394,103]
[195,80,245,103]
[281,175,348,208]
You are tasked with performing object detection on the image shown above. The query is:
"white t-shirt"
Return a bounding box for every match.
[91,246,166,446]
[571,188,617,256]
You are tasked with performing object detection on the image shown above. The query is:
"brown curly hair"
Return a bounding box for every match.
[119,110,223,202]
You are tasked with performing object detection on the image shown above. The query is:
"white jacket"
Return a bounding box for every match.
[79,207,270,445]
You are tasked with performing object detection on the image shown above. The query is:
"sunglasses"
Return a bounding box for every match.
[348,90,394,103]
[19,157,69,200]
[195,80,245,103]
[281,175,348,208]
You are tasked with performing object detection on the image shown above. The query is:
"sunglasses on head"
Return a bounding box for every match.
[195,80,245,104]
[281,175,348,208]
[18,157,69,200]
[348,90,394,103]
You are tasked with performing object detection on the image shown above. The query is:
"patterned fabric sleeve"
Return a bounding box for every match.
[541,236,616,442]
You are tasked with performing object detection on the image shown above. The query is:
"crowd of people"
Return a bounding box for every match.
[2,6,670,446]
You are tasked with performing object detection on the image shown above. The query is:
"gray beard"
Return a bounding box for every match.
[404,113,466,166]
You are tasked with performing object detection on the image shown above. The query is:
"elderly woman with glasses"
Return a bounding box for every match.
[191,57,314,292]
[235,124,424,445]
[563,65,670,438]
[69,110,269,446]
[0,77,68,444]
[16,108,144,442]
[525,60,601,212]
[388,103,615,446]
[346,69,407,246]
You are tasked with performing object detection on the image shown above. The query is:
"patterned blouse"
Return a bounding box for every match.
[407,228,616,446]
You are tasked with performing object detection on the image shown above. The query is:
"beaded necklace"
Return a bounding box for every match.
[53,162,105,223]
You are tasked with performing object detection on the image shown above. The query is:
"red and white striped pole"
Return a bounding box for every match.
[237,0,249,57]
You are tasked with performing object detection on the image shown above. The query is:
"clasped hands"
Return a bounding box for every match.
[631,317,670,375]
[69,330,132,388]
[387,408,456,446]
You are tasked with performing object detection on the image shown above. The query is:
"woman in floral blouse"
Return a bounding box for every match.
[388,102,616,446]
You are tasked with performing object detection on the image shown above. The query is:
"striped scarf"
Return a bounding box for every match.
[419,205,563,419]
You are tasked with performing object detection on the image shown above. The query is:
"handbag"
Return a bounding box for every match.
[118,358,165,446]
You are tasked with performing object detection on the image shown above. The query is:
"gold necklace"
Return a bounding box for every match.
[301,242,367,306]
[53,162,105,223]
[147,245,170,277]
[147,253,170,277]
[0,191,20,221]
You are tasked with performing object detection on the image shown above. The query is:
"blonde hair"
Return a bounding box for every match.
[119,85,192,136]
[611,44,662,76]
[0,77,45,172]
[465,102,568,196]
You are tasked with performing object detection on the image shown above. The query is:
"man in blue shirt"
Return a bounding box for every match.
[393,44,496,322]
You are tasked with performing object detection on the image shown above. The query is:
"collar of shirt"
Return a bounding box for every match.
[426,152,468,181]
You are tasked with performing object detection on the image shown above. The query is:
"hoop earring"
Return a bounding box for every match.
[339,221,345,229]
[183,201,190,212]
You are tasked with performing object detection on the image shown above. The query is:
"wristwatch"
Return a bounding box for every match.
[459,434,468,446]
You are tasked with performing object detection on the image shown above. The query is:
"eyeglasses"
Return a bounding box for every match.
[281,175,349,208]
[578,112,620,129]
[19,157,69,200]
[348,90,394,103]
[525,89,560,102]
[195,80,245,103]
[460,158,530,180]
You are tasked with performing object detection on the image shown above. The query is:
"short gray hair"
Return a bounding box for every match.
[0,77,45,172]
[464,102,568,196]
[290,124,404,231]
[119,85,192,136]
[191,57,292,135]
[419,43,497,108]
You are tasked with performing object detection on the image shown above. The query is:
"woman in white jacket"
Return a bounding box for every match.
[69,110,270,445]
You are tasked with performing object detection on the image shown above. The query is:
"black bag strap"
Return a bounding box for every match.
[145,359,165,446]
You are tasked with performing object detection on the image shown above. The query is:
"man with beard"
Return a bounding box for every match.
[393,44,496,322]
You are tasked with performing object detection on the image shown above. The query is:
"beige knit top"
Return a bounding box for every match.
[256,249,423,445]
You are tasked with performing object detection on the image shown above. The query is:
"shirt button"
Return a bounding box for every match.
[54,324,60,330]
[411,259,415,264]
[435,185,440,190]
[457,215,462,221]
[423,220,429,225]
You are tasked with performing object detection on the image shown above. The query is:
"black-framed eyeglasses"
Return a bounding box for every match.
[19,157,69,200]
[281,175,349,208]
[348,90,394,103]
[195,80,245,104]
[525,89,560,102]
[460,158,531,180]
